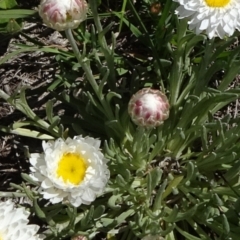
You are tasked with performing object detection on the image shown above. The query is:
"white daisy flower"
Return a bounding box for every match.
[29,136,110,207]
[174,0,240,39]
[0,200,42,240]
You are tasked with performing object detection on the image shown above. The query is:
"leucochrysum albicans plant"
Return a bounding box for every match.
[1,0,240,239]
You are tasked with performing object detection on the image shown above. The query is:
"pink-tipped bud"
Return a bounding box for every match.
[128,88,169,128]
[38,0,88,31]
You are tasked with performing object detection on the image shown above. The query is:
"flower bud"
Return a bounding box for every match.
[128,88,169,128]
[38,0,88,31]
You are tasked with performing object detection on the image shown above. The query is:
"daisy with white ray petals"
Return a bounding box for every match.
[29,136,110,207]
[174,0,240,39]
[0,200,42,240]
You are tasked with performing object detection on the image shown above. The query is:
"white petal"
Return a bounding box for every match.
[174,0,240,38]
[41,178,53,188]
[0,200,41,240]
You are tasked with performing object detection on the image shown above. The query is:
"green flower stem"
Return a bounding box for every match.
[65,29,99,95]
[65,28,114,120]
[88,0,104,38]
[0,191,26,197]
[88,0,116,90]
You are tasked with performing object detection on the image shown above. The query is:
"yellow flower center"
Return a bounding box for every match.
[205,0,230,7]
[57,153,88,185]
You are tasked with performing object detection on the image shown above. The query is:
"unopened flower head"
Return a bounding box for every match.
[0,200,42,240]
[29,136,110,207]
[128,88,169,128]
[39,0,88,31]
[174,0,240,39]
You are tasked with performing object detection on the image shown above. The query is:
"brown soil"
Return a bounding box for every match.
[0,0,57,191]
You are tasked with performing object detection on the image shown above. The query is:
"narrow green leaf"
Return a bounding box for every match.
[21,173,39,186]
[0,0,17,9]
[162,175,183,200]
[46,100,54,124]
[106,91,122,102]
[176,226,202,240]
[101,218,116,228]
[153,179,168,211]
[224,160,240,181]
[6,18,21,33]
[81,206,95,228]
[0,9,36,17]
[116,209,135,224]
[163,205,179,223]
[66,206,77,230]
[116,174,128,188]
[147,168,163,198]
[182,161,195,185]
[212,194,223,207]
[222,214,230,235]
[93,205,105,219]
[0,125,55,140]
[33,198,48,221]
[175,204,198,221]
[22,183,34,201]
[108,194,122,210]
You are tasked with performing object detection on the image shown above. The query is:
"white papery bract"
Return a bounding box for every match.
[38,0,88,31]
[174,0,240,39]
[0,200,41,240]
[128,88,169,128]
[29,136,110,207]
